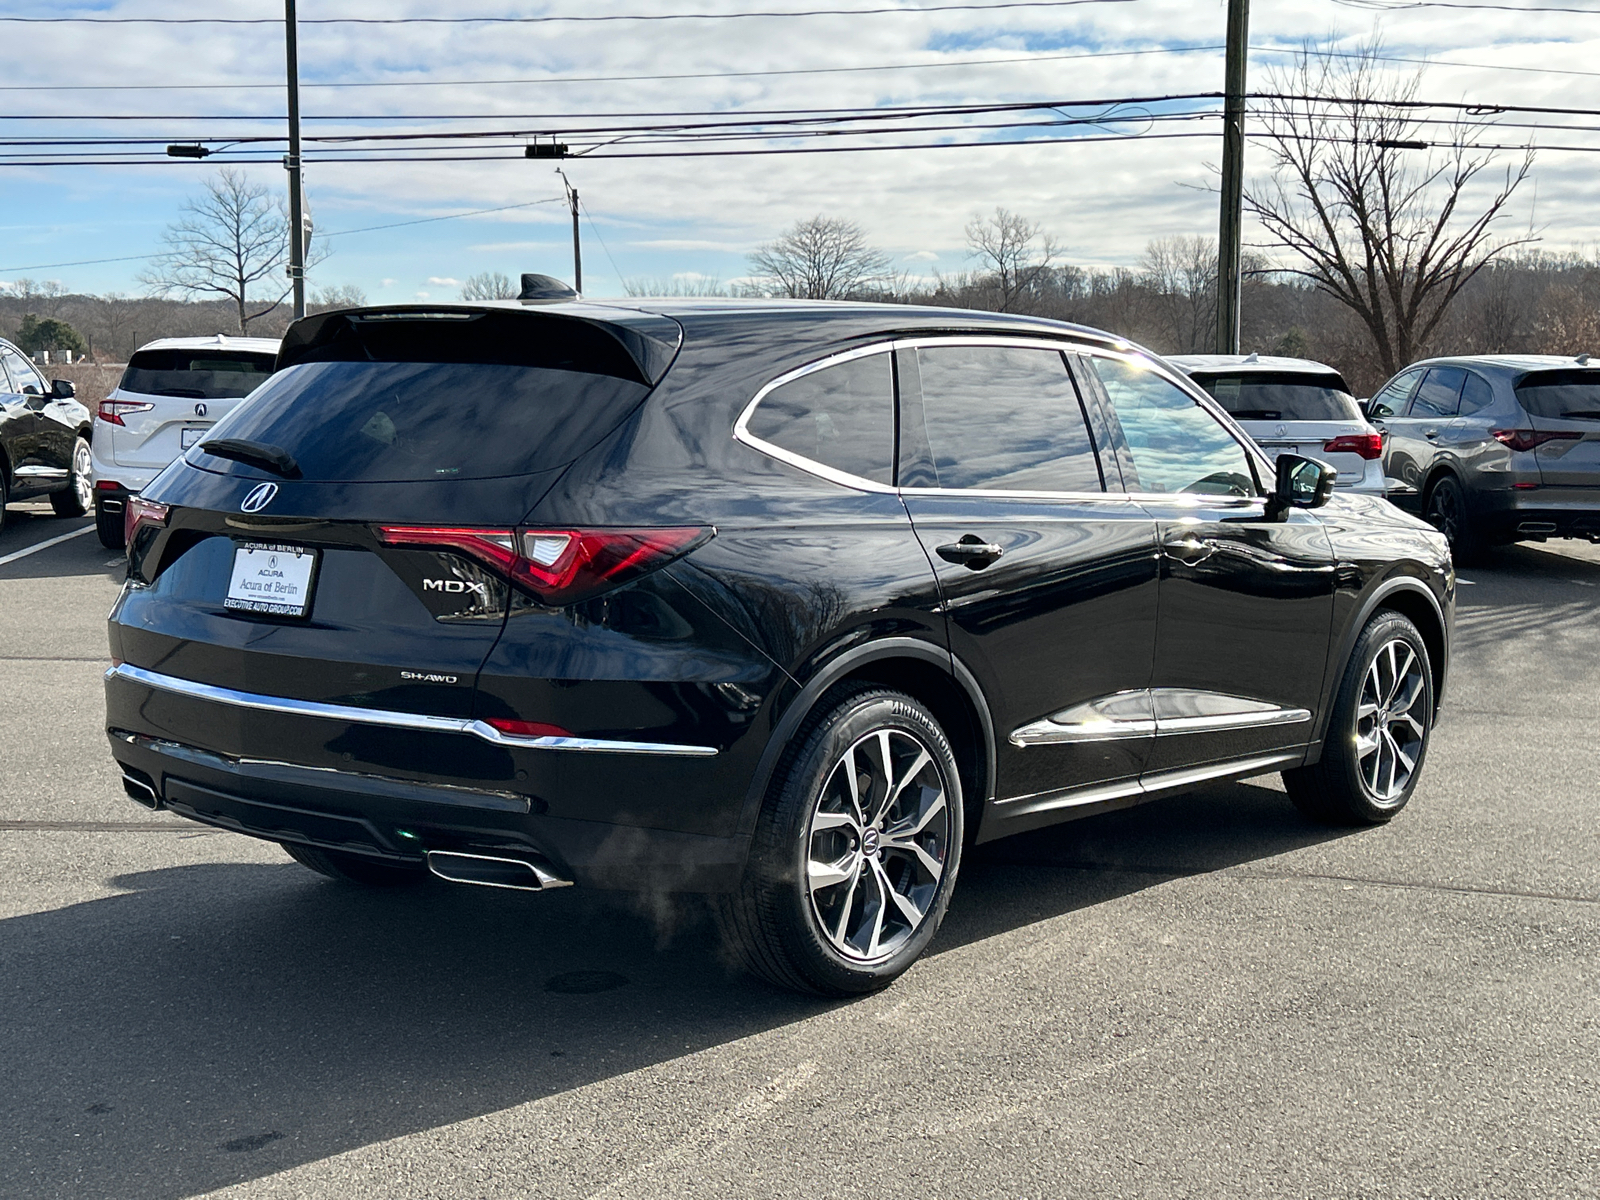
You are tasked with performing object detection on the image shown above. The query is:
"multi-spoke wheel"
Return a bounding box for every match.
[719,687,964,995]
[51,437,92,518]
[1284,610,1435,825]
[1423,475,1481,563]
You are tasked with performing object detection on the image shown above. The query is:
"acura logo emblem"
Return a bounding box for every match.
[241,482,278,513]
[194,402,208,417]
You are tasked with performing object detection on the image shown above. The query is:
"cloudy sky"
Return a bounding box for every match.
[3,0,1598,303]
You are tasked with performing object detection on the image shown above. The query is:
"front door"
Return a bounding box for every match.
[895,339,1161,831]
[1079,352,1336,775]
[0,347,51,496]
[1386,366,1466,499]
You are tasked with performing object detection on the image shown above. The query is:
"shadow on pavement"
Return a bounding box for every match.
[0,505,115,581]
[2,779,1353,1199]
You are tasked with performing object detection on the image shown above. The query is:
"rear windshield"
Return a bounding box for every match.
[1190,372,1361,422]
[120,349,276,400]
[197,360,649,482]
[1515,369,1600,420]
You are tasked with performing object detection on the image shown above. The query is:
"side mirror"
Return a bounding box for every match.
[49,378,75,400]
[1269,453,1336,518]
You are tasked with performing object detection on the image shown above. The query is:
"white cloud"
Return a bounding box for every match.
[904,250,939,262]
[426,276,460,286]
[414,290,430,299]
[380,278,397,287]
[631,239,751,252]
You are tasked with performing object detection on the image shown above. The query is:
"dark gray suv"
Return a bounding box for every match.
[1366,354,1600,559]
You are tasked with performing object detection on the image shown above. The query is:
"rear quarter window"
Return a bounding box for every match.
[743,351,894,485]
[120,349,276,400]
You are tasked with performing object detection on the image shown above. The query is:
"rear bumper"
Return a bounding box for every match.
[88,441,158,499]
[1470,489,1600,541]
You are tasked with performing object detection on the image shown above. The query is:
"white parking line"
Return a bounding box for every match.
[0,523,95,568]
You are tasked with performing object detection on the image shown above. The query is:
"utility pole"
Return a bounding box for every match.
[1215,0,1249,354]
[558,169,581,294]
[284,0,307,320]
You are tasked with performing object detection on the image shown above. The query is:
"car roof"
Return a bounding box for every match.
[1165,353,1343,376]
[133,334,281,354]
[1397,353,1598,377]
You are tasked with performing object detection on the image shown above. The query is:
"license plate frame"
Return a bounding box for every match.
[180,427,206,450]
[223,541,320,618]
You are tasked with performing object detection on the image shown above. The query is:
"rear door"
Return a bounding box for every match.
[111,348,277,469]
[1082,352,1335,775]
[1512,369,1600,490]
[897,338,1161,824]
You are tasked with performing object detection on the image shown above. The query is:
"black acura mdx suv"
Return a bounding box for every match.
[106,298,1453,995]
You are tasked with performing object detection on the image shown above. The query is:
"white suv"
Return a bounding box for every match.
[91,334,279,547]
[1166,353,1387,496]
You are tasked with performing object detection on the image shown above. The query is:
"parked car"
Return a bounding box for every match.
[0,335,93,534]
[1168,353,1386,495]
[90,334,279,548]
[105,297,1453,996]
[1364,353,1600,560]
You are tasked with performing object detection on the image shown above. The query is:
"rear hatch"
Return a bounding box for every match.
[113,305,681,746]
[108,346,278,468]
[1513,368,1600,490]
[1188,369,1379,483]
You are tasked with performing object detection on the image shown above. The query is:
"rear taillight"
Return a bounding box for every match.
[124,496,169,546]
[1492,429,1582,452]
[377,525,713,607]
[96,400,154,426]
[1323,433,1384,460]
[483,718,571,739]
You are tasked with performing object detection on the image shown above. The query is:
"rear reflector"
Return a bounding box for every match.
[483,718,572,738]
[96,400,154,426]
[1322,433,1384,460]
[1492,428,1581,452]
[378,525,713,607]
[124,495,169,546]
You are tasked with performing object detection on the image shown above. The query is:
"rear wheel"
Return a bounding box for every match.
[1423,474,1481,564]
[1284,610,1434,825]
[718,687,963,996]
[50,437,92,518]
[282,842,427,886]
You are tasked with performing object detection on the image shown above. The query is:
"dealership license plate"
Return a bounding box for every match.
[180,427,206,449]
[224,542,318,617]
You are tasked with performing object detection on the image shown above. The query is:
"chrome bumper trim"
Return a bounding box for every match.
[106,663,719,757]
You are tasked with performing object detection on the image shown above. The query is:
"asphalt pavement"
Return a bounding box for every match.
[2,498,1597,1199]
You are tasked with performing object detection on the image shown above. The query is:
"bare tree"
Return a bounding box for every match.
[1245,40,1535,377]
[140,169,309,333]
[748,216,889,299]
[1139,235,1218,353]
[622,274,729,297]
[1,278,70,318]
[965,208,1062,313]
[310,283,367,312]
[459,271,518,300]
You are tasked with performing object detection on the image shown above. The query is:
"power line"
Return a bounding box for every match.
[1332,0,1600,11]
[0,1,1137,25]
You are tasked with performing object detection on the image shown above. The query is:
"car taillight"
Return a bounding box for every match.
[377,525,713,607]
[124,496,169,546]
[97,400,154,426]
[1492,428,1582,452]
[1323,433,1384,460]
[483,718,571,739]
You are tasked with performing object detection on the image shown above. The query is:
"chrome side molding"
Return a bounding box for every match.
[996,751,1303,819]
[107,663,719,758]
[1011,688,1311,748]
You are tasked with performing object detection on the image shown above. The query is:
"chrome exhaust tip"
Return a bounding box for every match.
[1519,521,1558,535]
[120,770,162,811]
[426,849,572,892]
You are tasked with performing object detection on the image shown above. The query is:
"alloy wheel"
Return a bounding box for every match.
[72,440,93,511]
[1425,483,1460,545]
[806,727,951,963]
[1355,638,1428,803]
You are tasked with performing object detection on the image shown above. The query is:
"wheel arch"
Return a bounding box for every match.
[1420,463,1463,509]
[735,637,996,844]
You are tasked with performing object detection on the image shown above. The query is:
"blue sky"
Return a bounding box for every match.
[3,0,1598,303]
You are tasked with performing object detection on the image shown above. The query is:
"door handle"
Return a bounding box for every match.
[1163,534,1221,564]
[1423,428,1440,440]
[936,535,1003,569]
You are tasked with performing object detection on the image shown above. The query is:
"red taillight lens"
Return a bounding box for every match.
[124,496,169,546]
[377,525,713,607]
[1492,428,1582,452]
[483,718,571,739]
[1322,433,1384,460]
[96,400,154,427]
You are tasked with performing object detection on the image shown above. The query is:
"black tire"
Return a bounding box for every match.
[282,842,427,886]
[1283,610,1435,826]
[0,467,9,536]
[1423,474,1482,565]
[717,686,964,996]
[50,436,92,518]
[95,497,125,550]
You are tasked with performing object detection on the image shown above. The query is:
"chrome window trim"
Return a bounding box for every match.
[107,663,720,757]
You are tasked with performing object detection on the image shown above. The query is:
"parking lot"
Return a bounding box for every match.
[2,498,1596,1200]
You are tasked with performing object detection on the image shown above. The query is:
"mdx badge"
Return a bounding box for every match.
[423,578,488,595]
[241,482,278,513]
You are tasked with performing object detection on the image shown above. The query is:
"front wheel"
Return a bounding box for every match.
[50,437,92,518]
[1284,610,1435,825]
[718,687,963,996]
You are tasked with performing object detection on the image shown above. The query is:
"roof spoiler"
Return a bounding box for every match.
[276,304,683,387]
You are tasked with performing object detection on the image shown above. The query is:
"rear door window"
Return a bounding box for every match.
[1089,356,1256,497]
[120,349,276,400]
[1190,372,1361,422]
[744,351,894,485]
[1514,370,1600,420]
[908,344,1102,492]
[1407,368,1465,419]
